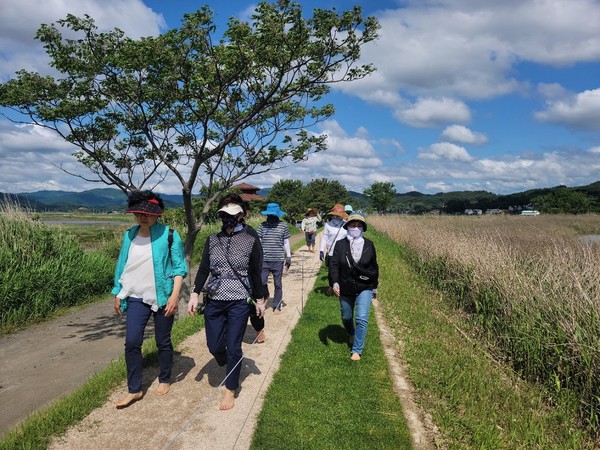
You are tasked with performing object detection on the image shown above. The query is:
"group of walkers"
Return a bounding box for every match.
[111,191,378,411]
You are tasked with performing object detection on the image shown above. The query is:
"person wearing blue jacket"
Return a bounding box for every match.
[112,190,188,408]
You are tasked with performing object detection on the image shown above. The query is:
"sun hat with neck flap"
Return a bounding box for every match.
[327,203,348,220]
[343,212,367,231]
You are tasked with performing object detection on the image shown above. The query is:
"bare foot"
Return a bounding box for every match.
[155,382,170,396]
[115,391,143,408]
[274,309,282,315]
[220,389,235,410]
[256,330,266,343]
[351,353,361,361]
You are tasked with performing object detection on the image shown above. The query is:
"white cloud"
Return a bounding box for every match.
[0,0,165,80]
[535,88,600,131]
[418,142,474,162]
[395,98,471,128]
[441,125,488,145]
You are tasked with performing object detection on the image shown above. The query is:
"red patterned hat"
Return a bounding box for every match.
[125,198,164,216]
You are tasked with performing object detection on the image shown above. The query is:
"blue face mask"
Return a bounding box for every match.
[329,217,343,227]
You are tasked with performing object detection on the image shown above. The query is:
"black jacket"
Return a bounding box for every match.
[329,237,378,296]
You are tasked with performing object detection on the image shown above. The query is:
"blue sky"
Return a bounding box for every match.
[1,0,600,195]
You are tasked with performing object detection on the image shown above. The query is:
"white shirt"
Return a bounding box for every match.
[117,235,158,311]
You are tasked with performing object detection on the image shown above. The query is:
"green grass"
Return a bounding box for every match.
[0,315,204,450]
[370,229,594,449]
[251,266,413,449]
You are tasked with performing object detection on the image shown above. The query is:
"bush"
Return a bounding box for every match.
[0,207,114,330]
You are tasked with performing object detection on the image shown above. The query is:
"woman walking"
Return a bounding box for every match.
[329,212,378,361]
[112,190,188,408]
[301,208,320,253]
[188,203,266,410]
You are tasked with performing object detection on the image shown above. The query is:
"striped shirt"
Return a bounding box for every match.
[257,220,290,261]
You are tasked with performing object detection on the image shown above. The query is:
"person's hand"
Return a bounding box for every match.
[114,297,123,317]
[165,295,178,317]
[188,293,199,316]
[333,283,340,298]
[372,288,378,300]
[285,256,291,271]
[319,251,324,261]
[255,299,266,318]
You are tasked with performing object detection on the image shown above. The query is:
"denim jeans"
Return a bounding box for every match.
[261,260,284,310]
[204,299,249,391]
[339,289,373,355]
[124,297,174,393]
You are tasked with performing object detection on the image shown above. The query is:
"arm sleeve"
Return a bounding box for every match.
[192,237,212,294]
[249,237,267,299]
[111,232,129,296]
[284,238,291,258]
[329,240,342,285]
[319,224,329,252]
[170,230,188,279]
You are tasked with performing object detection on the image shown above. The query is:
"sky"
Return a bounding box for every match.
[1,0,600,196]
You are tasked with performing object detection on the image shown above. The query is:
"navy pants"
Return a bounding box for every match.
[124,297,174,393]
[204,299,249,391]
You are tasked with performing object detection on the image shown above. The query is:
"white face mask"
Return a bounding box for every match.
[347,227,363,238]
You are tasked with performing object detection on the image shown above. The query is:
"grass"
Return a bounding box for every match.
[370,227,594,449]
[3,218,597,448]
[370,214,600,435]
[252,265,413,449]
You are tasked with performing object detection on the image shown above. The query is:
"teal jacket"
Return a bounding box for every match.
[112,223,188,308]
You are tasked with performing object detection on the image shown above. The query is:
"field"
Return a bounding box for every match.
[371,213,600,434]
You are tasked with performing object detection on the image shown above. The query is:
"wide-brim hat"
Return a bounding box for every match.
[125,199,164,216]
[261,202,285,217]
[327,203,348,220]
[306,208,317,216]
[343,212,367,231]
[218,203,244,216]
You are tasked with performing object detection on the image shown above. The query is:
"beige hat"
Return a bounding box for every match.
[218,203,244,216]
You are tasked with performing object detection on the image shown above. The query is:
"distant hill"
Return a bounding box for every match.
[1,181,600,213]
[0,188,187,212]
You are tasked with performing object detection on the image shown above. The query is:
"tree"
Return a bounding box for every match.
[531,187,597,214]
[303,178,349,216]
[267,179,305,223]
[0,2,379,260]
[364,181,395,214]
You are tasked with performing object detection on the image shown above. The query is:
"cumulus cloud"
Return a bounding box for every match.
[441,125,488,145]
[0,0,165,80]
[395,98,471,128]
[418,142,474,162]
[534,87,600,131]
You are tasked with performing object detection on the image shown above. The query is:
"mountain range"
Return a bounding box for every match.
[2,182,600,213]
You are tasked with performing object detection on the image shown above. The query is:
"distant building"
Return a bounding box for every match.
[231,183,266,203]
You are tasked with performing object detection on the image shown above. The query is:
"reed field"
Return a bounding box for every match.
[371,213,600,434]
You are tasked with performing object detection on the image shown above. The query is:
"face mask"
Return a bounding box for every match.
[221,214,239,229]
[347,227,363,239]
[329,217,343,227]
